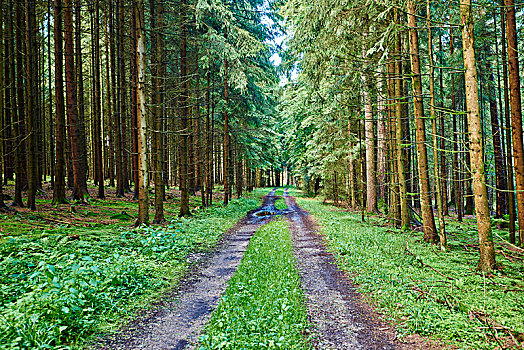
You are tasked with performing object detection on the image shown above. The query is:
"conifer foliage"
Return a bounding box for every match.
[279,0,524,271]
[0,0,282,219]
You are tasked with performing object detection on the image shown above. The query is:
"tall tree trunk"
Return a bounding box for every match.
[53,0,67,204]
[104,4,114,188]
[25,0,38,210]
[93,0,104,199]
[362,41,377,212]
[223,53,230,205]
[135,0,148,225]
[407,0,437,242]
[64,0,85,202]
[131,0,139,200]
[461,0,496,271]
[119,0,129,192]
[394,9,409,230]
[151,0,165,223]
[438,36,448,216]
[505,0,524,245]
[377,66,387,206]
[450,20,463,222]
[501,5,516,243]
[113,0,124,197]
[0,0,5,208]
[3,1,15,185]
[427,0,446,249]
[75,0,88,195]
[179,0,190,216]
[487,64,507,219]
[13,0,26,207]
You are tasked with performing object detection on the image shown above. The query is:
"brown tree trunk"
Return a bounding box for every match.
[151,0,165,223]
[75,0,88,195]
[223,53,230,205]
[135,0,148,225]
[53,0,67,204]
[179,0,190,216]
[488,64,507,219]
[362,43,377,212]
[119,0,129,192]
[3,1,15,185]
[113,0,124,197]
[93,0,104,199]
[438,36,449,216]
[25,0,38,210]
[0,0,5,208]
[14,0,26,207]
[505,0,524,245]
[501,6,516,243]
[64,0,86,202]
[461,0,496,271]
[377,66,387,206]
[450,23,463,222]
[131,0,139,200]
[407,1,437,240]
[395,8,409,230]
[427,0,446,249]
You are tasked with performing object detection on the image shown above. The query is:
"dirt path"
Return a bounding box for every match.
[96,190,279,350]
[283,190,431,350]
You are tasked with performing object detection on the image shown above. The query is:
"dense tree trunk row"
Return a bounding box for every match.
[0,0,274,220]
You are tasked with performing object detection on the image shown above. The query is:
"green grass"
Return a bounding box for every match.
[0,195,264,350]
[292,191,524,349]
[274,189,284,197]
[199,219,310,350]
[274,198,287,211]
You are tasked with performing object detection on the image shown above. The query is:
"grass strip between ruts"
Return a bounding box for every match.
[199,219,310,349]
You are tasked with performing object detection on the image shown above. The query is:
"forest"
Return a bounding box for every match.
[0,0,523,349]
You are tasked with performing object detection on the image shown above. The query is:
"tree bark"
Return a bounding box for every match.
[394,9,409,230]
[501,5,516,243]
[487,64,507,219]
[362,45,377,213]
[504,0,524,245]
[427,0,446,250]
[223,49,230,205]
[25,0,38,210]
[53,0,67,204]
[461,0,496,271]
[93,0,104,199]
[75,0,88,195]
[14,0,26,207]
[407,1,437,241]
[135,0,148,225]
[64,0,86,202]
[179,0,190,216]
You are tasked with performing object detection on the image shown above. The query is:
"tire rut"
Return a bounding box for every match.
[95,190,280,350]
[284,189,401,350]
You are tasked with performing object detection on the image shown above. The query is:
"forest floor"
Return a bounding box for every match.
[1,183,523,349]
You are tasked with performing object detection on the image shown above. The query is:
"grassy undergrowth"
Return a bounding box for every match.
[292,190,524,349]
[0,191,267,349]
[199,219,310,350]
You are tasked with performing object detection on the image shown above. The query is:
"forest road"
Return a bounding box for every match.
[284,189,429,350]
[95,189,280,350]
